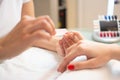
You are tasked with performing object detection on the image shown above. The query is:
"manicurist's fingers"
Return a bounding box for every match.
[37,16,56,35]
[28,30,52,42]
[27,19,54,36]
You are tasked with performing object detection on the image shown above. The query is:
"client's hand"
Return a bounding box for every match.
[56,32,84,56]
[57,40,114,73]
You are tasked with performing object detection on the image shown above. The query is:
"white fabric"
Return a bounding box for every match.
[0,47,120,80]
[0,47,62,80]
[0,0,29,38]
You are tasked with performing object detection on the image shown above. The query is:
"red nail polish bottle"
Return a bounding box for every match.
[68,65,74,70]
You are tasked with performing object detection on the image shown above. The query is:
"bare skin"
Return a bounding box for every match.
[0,15,56,60]
[0,0,57,60]
[57,32,120,73]
[56,32,84,56]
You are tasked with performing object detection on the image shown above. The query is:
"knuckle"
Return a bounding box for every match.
[45,15,50,19]
[21,20,29,27]
[35,31,42,37]
[30,32,42,41]
[40,20,47,26]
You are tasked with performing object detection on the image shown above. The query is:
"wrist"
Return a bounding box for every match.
[33,36,60,52]
[110,44,120,60]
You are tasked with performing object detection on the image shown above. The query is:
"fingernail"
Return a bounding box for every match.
[57,68,62,73]
[65,32,69,34]
[59,40,62,44]
[68,64,74,70]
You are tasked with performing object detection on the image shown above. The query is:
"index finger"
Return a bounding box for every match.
[45,16,56,35]
[32,19,53,35]
[57,43,83,73]
[37,16,56,35]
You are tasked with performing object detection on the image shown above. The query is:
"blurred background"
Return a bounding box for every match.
[33,0,120,29]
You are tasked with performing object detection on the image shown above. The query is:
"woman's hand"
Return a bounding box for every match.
[0,15,56,60]
[56,31,84,56]
[57,40,114,73]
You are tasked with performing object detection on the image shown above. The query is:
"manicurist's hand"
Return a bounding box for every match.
[0,15,56,60]
[57,40,118,73]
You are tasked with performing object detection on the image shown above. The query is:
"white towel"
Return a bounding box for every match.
[0,47,62,80]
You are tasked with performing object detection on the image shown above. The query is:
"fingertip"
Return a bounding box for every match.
[53,30,56,35]
[65,32,69,34]
[57,67,64,73]
[67,64,75,71]
[51,28,56,35]
[57,67,61,73]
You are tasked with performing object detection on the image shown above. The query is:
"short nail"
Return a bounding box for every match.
[68,64,75,70]
[57,68,64,73]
